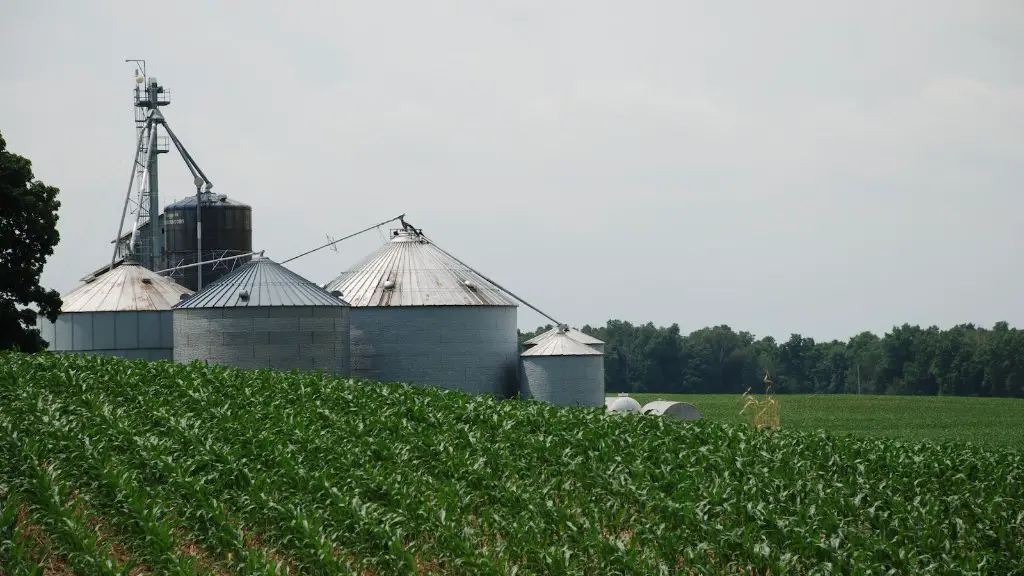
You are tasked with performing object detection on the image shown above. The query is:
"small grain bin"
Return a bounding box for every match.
[520,326,604,407]
[324,226,519,397]
[641,400,702,421]
[172,256,350,374]
[37,261,192,360]
[522,326,605,354]
[605,394,643,413]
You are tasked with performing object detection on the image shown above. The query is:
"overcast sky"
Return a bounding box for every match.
[2,0,1022,341]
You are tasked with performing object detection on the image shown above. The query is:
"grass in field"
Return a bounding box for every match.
[626,393,1024,449]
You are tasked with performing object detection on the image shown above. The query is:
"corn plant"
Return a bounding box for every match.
[0,352,1022,574]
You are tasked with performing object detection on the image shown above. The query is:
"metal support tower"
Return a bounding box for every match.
[131,63,171,271]
[112,61,214,282]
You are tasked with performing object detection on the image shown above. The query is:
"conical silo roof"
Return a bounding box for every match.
[521,329,602,357]
[325,229,517,307]
[61,261,193,312]
[175,257,349,309]
[524,326,604,348]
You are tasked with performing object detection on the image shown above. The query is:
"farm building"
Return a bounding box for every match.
[523,326,605,354]
[37,260,192,360]
[642,400,702,421]
[605,395,643,413]
[520,326,605,406]
[325,226,519,397]
[173,256,350,375]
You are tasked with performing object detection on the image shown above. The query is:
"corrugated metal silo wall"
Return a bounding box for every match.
[349,306,519,397]
[164,203,253,292]
[520,355,606,407]
[37,311,174,361]
[172,306,350,375]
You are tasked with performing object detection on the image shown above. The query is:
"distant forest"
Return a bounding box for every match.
[518,321,1024,398]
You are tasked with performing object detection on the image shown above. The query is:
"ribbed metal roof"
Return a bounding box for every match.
[521,330,602,357]
[325,230,517,307]
[165,192,250,210]
[61,262,193,312]
[174,257,349,309]
[525,326,604,347]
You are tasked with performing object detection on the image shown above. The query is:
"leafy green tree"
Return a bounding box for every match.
[0,130,62,352]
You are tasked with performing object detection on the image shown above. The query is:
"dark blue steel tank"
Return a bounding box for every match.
[163,192,252,291]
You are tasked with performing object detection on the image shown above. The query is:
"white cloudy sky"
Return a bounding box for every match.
[2,0,1022,341]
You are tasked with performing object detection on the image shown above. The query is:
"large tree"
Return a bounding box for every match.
[0,130,62,352]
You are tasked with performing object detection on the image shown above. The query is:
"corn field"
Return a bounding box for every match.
[0,353,1022,575]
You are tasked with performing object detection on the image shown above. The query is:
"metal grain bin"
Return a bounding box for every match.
[641,400,702,421]
[163,192,253,291]
[172,257,350,375]
[37,261,193,360]
[520,327,604,407]
[324,227,519,397]
[522,326,605,354]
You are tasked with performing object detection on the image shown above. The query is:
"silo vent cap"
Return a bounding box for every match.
[238,290,250,302]
[383,280,395,290]
[330,290,344,298]
[463,280,476,291]
[141,278,152,285]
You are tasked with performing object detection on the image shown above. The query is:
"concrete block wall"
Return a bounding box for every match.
[172,306,350,375]
[349,306,519,397]
[38,311,174,360]
[521,355,606,407]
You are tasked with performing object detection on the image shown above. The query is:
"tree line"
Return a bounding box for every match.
[518,321,1024,398]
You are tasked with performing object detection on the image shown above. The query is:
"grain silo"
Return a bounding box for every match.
[324,226,519,397]
[520,326,604,407]
[641,400,702,421]
[173,256,350,375]
[37,261,192,360]
[163,192,253,291]
[523,326,605,354]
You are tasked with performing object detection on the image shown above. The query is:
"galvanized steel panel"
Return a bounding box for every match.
[38,310,175,360]
[175,258,350,309]
[348,306,519,397]
[159,312,174,348]
[172,306,351,376]
[55,315,73,350]
[521,354,605,407]
[62,263,193,312]
[524,327,605,353]
[137,312,163,349]
[92,313,116,350]
[325,230,517,307]
[114,312,139,349]
[71,314,93,350]
[521,331,602,357]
